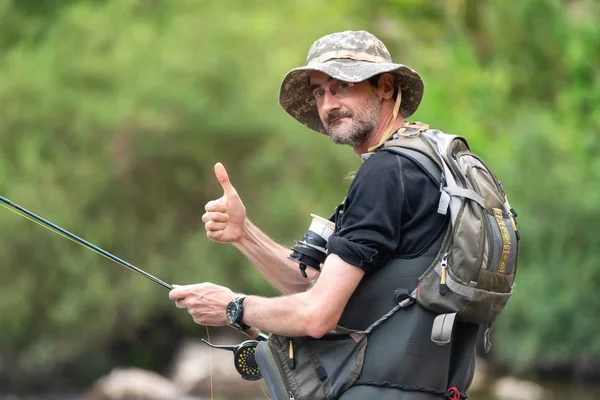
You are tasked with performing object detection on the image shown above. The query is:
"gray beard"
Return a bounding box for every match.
[327,120,373,147]
[325,93,381,148]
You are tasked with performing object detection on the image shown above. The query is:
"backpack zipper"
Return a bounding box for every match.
[439,253,449,295]
[482,208,495,273]
[466,153,506,197]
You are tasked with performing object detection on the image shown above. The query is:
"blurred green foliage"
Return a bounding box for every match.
[0,0,598,390]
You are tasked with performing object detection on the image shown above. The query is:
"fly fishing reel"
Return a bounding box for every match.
[201,338,263,381]
[289,214,335,277]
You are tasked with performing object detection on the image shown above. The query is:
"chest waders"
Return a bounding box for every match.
[254,150,476,400]
[337,231,475,400]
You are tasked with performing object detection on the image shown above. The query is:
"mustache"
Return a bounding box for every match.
[326,111,352,124]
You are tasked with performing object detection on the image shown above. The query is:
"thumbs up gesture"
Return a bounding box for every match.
[202,163,247,243]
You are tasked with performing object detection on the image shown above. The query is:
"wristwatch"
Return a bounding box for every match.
[226,294,250,331]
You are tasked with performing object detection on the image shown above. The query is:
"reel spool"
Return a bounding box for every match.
[289,233,328,277]
[202,339,262,381]
[289,214,334,277]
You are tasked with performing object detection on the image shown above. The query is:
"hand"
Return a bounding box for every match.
[202,162,247,243]
[169,283,235,326]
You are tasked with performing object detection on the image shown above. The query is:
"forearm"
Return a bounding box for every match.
[234,218,316,294]
[241,254,364,338]
[169,255,363,339]
[242,293,328,338]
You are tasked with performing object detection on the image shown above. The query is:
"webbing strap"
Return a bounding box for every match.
[382,145,451,217]
[419,133,463,224]
[431,313,457,346]
[443,186,485,208]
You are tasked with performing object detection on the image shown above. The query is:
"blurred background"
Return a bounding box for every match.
[0,0,599,399]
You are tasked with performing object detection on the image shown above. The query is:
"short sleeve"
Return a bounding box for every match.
[327,151,406,274]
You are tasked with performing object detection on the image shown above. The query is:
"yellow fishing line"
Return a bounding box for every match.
[205,326,214,400]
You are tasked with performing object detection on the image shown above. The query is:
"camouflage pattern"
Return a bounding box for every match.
[279,30,424,135]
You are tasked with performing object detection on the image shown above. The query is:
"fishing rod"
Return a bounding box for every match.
[0,194,268,379]
[0,195,173,290]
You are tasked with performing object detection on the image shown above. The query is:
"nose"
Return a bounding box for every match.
[320,91,341,116]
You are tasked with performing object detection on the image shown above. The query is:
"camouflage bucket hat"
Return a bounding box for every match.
[279,30,424,135]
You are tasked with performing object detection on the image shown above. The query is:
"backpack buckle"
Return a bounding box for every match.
[431,313,457,346]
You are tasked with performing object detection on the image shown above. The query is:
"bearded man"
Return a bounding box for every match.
[170,30,478,399]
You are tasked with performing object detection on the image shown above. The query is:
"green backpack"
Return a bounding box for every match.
[382,122,520,351]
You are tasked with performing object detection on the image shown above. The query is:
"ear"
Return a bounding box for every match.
[378,73,396,100]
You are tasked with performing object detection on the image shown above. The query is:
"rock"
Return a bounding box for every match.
[536,355,600,384]
[84,367,181,400]
[492,376,545,400]
[169,337,264,399]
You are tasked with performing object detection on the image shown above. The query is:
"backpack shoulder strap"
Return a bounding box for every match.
[381,125,443,188]
[382,145,441,188]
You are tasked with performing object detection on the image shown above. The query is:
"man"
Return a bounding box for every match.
[169,30,478,399]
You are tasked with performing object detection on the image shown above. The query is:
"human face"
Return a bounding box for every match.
[308,71,381,148]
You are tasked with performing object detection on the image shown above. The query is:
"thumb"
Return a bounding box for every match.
[214,162,237,196]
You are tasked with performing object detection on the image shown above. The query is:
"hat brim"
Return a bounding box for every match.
[279,59,424,134]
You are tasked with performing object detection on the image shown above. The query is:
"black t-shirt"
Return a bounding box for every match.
[327,149,448,274]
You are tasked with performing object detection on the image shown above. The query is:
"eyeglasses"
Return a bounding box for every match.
[305,81,357,106]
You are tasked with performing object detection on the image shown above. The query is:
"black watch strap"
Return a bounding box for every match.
[229,294,250,331]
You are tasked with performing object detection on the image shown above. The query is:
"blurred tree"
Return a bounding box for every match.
[0,0,598,391]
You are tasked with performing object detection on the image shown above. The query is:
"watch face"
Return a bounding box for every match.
[226,301,239,324]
